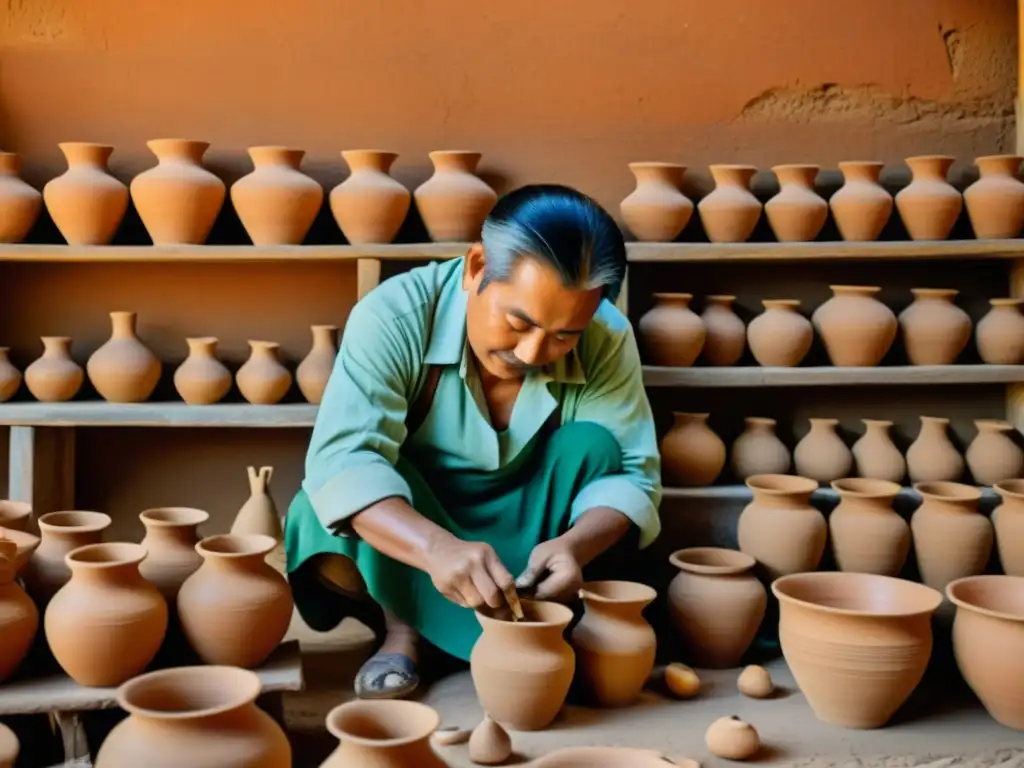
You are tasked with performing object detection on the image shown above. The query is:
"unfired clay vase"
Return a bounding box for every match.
[138,507,209,600]
[177,533,293,668]
[747,299,813,366]
[236,341,292,405]
[963,155,1024,239]
[42,142,128,245]
[993,479,1024,576]
[894,155,962,241]
[571,580,657,707]
[470,599,575,731]
[231,466,285,573]
[829,478,910,576]
[966,419,1024,486]
[25,510,111,603]
[94,665,291,768]
[319,700,446,768]
[660,412,726,487]
[173,337,232,405]
[812,286,897,367]
[330,150,411,244]
[898,289,972,365]
[977,299,1024,364]
[45,542,168,686]
[296,324,338,404]
[0,721,17,768]
[911,481,993,594]
[0,538,38,683]
[829,161,893,241]
[86,311,162,403]
[730,417,791,479]
[24,337,84,402]
[531,747,676,767]
[851,419,906,483]
[130,139,225,245]
[697,165,762,243]
[765,164,827,242]
[737,474,826,580]
[700,295,746,366]
[793,418,853,483]
[0,349,19,402]
[637,293,706,367]
[619,162,693,241]
[772,571,942,729]
[667,547,766,668]
[906,416,964,483]
[414,151,496,241]
[0,501,31,532]
[231,146,323,245]
[0,152,41,243]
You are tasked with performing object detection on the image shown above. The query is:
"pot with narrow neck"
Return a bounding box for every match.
[236,341,292,405]
[993,479,1024,576]
[906,416,964,484]
[0,537,38,684]
[42,142,128,245]
[737,474,826,580]
[231,146,323,245]
[0,349,19,403]
[173,337,232,405]
[319,700,445,767]
[697,164,762,243]
[0,152,42,243]
[963,155,1024,239]
[24,337,84,402]
[851,419,906,483]
[812,285,897,367]
[138,507,209,600]
[637,293,706,367]
[413,151,496,242]
[86,311,162,403]
[747,299,813,366]
[231,466,284,573]
[765,164,827,242]
[966,419,1024,486]
[898,289,972,365]
[25,510,111,603]
[660,412,726,487]
[894,155,963,240]
[701,295,746,366]
[911,481,992,594]
[296,325,338,404]
[829,161,893,241]
[619,162,693,242]
[730,416,791,479]
[330,150,410,244]
[829,478,910,576]
[977,298,1024,364]
[793,417,853,483]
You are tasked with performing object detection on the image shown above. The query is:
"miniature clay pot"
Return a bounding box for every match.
[705,716,760,760]
[42,142,128,245]
[765,164,827,242]
[530,747,677,767]
[894,155,962,241]
[963,155,1024,239]
[330,150,411,244]
[25,510,111,603]
[697,165,762,243]
[993,479,1024,576]
[829,478,910,576]
[24,337,84,402]
[829,161,893,241]
[0,349,19,403]
[660,412,726,487]
[773,571,942,729]
[966,419,1024,486]
[0,152,41,243]
[667,547,767,668]
[737,474,826,580]
[414,151,496,242]
[701,295,746,366]
[231,146,323,245]
[173,337,232,405]
[468,715,512,766]
[0,538,38,683]
[320,701,446,768]
[730,417,791,480]
[236,341,292,405]
[637,293,706,367]
[812,285,897,367]
[906,416,964,483]
[898,288,972,365]
[86,311,162,403]
[851,419,906,483]
[747,299,813,366]
[793,417,853,483]
[619,162,693,241]
[0,501,31,533]
[231,466,284,573]
[296,325,338,404]
[976,299,1024,365]
[138,507,209,601]
[911,481,993,594]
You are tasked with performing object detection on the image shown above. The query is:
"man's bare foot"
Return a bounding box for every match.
[354,610,420,699]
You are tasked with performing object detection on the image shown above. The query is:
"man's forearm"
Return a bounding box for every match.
[558,506,632,567]
[347,496,458,571]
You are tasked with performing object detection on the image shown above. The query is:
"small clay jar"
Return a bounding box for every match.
[701,295,746,366]
[976,299,1024,365]
[730,417,791,480]
[25,510,112,603]
[138,507,209,601]
[697,165,762,243]
[851,418,906,483]
[24,337,84,402]
[747,299,813,366]
[330,150,411,244]
[765,164,827,242]
[992,479,1024,576]
[236,341,292,405]
[42,142,128,245]
[619,162,693,241]
[963,155,1024,239]
[829,478,910,576]
[906,416,964,484]
[894,155,963,240]
[911,481,993,594]
[0,538,38,683]
[231,146,323,245]
[0,349,19,403]
[660,412,726,487]
[319,700,446,768]
[413,151,496,241]
[793,418,853,483]
[829,161,893,241]
[737,474,827,580]
[898,289,972,365]
[965,419,1024,486]
[0,152,42,243]
[296,325,338,404]
[637,293,706,367]
[812,285,897,367]
[86,311,162,403]
[173,337,232,405]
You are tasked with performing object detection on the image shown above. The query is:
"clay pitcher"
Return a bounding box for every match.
[24,337,84,402]
[660,412,726,487]
[976,298,1024,364]
[231,466,285,572]
[236,341,292,405]
[86,311,162,403]
[700,295,746,366]
[966,419,1024,486]
[637,293,705,367]
[173,337,232,405]
[319,700,446,767]
[851,419,906,483]
[619,162,693,241]
[737,474,826,580]
[667,547,766,668]
[898,288,972,365]
[894,155,963,240]
[42,142,128,245]
[25,510,111,603]
[911,481,993,594]
[0,538,38,683]
[829,161,893,241]
[730,416,791,480]
[697,165,762,243]
[793,417,853,483]
[571,581,658,707]
[138,507,209,600]
[231,146,323,245]
[765,164,827,242]
[746,299,813,366]
[330,150,411,244]
[812,285,897,366]
[414,151,496,241]
[829,478,910,576]
[993,480,1024,576]
[0,152,42,243]
[906,416,964,483]
[470,599,575,731]
[296,324,338,404]
[0,349,19,403]
[963,155,1024,239]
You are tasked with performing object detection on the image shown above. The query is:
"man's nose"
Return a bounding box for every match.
[515,332,546,365]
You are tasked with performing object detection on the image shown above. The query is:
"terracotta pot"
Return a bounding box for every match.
[0,721,17,768]
[747,299,813,366]
[42,142,128,245]
[94,665,291,768]
[414,151,496,241]
[667,547,766,668]
[894,155,962,241]
[25,510,111,603]
[660,412,726,487]
[571,580,657,707]
[793,417,852,483]
[637,293,706,367]
[231,466,285,573]
[737,474,826,580]
[829,161,893,241]
[906,416,964,483]
[0,152,41,243]
[319,700,445,767]
[765,164,827,242]
[139,507,209,601]
[898,288,972,365]
[236,341,292,405]
[619,162,693,241]
[86,311,162,403]
[772,571,942,729]
[296,325,338,404]
[0,538,38,683]
[0,501,31,533]
[730,417,791,479]
[231,146,323,245]
[976,298,1024,365]
[829,478,910,576]
[470,599,575,731]
[0,349,19,403]
[911,481,993,594]
[851,419,906,483]
[177,534,293,668]
[131,139,225,245]
[530,748,677,767]
[993,479,1024,576]
[173,337,232,405]
[700,295,746,366]
[812,286,897,367]
[697,165,762,243]
[24,337,84,402]
[330,150,411,244]
[964,155,1024,239]
[966,419,1024,486]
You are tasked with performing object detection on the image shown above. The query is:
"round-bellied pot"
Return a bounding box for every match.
[764,164,827,242]
[330,150,410,244]
[637,293,706,367]
[413,150,496,242]
[25,510,111,603]
[911,481,993,594]
[851,419,906,483]
[700,295,746,366]
[0,538,37,684]
[24,336,84,402]
[619,162,693,242]
[906,415,964,484]
[811,285,897,367]
[697,165,762,243]
[965,419,1024,487]
[319,700,446,767]
[138,507,209,600]
[659,412,726,487]
[829,161,893,241]
[746,299,813,366]
[976,298,1024,364]
[993,479,1024,576]
[963,155,1024,239]
[737,474,826,580]
[793,417,853,483]
[0,151,42,243]
[42,142,128,245]
[829,478,910,576]
[894,155,962,241]
[730,417,791,480]
[86,311,162,403]
[898,288,972,366]
[231,146,323,245]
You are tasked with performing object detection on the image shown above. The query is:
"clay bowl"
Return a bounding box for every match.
[772,571,942,729]
[0,502,31,532]
[947,575,1024,730]
[530,747,680,766]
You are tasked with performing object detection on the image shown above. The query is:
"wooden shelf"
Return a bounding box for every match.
[0,402,317,428]
[662,485,999,502]
[642,365,1024,387]
[626,239,1024,263]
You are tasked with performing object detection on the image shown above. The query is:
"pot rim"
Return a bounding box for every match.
[195,533,277,559]
[38,510,112,534]
[627,160,686,170]
[745,473,818,496]
[651,292,693,302]
[913,481,982,503]
[974,418,1014,432]
[475,597,574,628]
[946,575,1024,622]
[65,542,147,570]
[669,546,755,575]
[761,298,801,309]
[325,699,440,747]
[830,477,903,499]
[140,506,211,528]
[117,665,261,720]
[772,571,942,618]
[578,579,658,605]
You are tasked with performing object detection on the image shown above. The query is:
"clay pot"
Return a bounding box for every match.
[966,419,1024,486]
[0,152,41,243]
[531,748,675,767]
[94,665,291,768]
[977,299,1024,364]
[700,295,746,366]
[231,146,323,245]
[765,164,827,242]
[0,538,38,683]
[637,293,706,367]
[697,165,762,243]
[793,418,853,483]
[0,349,19,402]
[829,161,893,241]
[0,528,39,576]
[964,155,1024,239]
[177,533,293,668]
[993,479,1024,576]
[812,286,897,367]
[730,417,791,480]
[667,547,766,668]
[24,337,84,402]
[660,412,726,487]
[86,311,162,403]
[571,580,657,707]
[469,715,512,766]
[0,501,31,532]
[772,571,942,729]
[414,151,496,242]
[25,510,111,603]
[747,299,813,366]
[296,325,338,404]
[330,150,411,244]
[619,162,693,241]
[131,139,226,245]
[319,700,445,767]
[0,721,17,768]
[911,481,993,594]
[236,341,292,405]
[898,288,972,365]
[470,598,575,731]
[42,142,128,245]
[894,155,963,241]
[829,478,910,576]
[906,416,964,483]
[173,337,232,405]
[851,419,906,483]
[138,507,209,600]
[737,474,826,580]
[231,466,285,573]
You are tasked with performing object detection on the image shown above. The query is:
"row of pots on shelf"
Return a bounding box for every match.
[640,288,1024,369]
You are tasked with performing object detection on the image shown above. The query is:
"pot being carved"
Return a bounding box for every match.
[829,161,893,241]
[697,165,762,243]
[906,416,964,484]
[851,419,906,483]
[965,419,1024,487]
[747,299,813,366]
[737,474,827,580]
[637,293,706,367]
[414,151,496,242]
[894,155,962,241]
[911,481,993,594]
[24,337,84,403]
[730,417,791,480]
[829,478,910,576]
[898,289,972,365]
[793,418,853,483]
[812,286,897,367]
[701,295,746,366]
[765,164,827,242]
[86,311,162,403]
[619,162,693,242]
[660,412,726,487]
[138,507,209,601]
[977,299,1024,365]
[963,155,1024,239]
[231,146,323,245]
[993,479,1024,576]
[319,700,446,768]
[25,510,112,603]
[330,150,411,244]
[43,142,128,245]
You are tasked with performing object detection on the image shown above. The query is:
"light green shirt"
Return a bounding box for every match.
[303,257,663,548]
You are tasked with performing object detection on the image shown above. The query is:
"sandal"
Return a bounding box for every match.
[354,653,420,700]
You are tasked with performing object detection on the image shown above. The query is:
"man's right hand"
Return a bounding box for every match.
[424,535,517,611]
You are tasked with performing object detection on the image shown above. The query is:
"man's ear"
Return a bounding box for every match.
[462,242,486,292]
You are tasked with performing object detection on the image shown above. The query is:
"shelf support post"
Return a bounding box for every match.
[8,426,75,520]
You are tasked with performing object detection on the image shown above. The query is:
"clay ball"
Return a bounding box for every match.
[468,715,512,765]
[665,662,701,698]
[433,727,471,746]
[737,665,774,699]
[705,716,760,761]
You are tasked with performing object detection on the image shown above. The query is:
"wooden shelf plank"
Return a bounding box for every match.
[662,485,999,502]
[0,402,317,427]
[626,239,1024,263]
[642,365,1024,387]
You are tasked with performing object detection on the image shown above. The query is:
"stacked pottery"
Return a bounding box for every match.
[173,337,232,405]
[43,142,129,245]
[764,164,827,242]
[829,161,893,241]
[812,286,897,366]
[976,299,1024,364]
[236,341,292,404]
[898,289,972,365]
[0,538,38,683]
[230,466,285,573]
[829,478,910,576]
[966,419,1024,486]
[747,300,813,366]
[637,293,706,366]
[793,418,853,483]
[319,700,445,768]
[138,507,209,600]
[851,419,906,482]
[619,162,693,241]
[24,337,84,402]
[659,413,726,487]
[737,474,827,580]
[0,350,18,402]
[906,416,964,483]
[330,150,411,244]
[697,165,762,242]
[25,510,111,603]
[730,417,791,479]
[413,151,496,241]
[296,324,338,404]
[963,155,1024,239]
[86,311,162,403]
[894,155,962,240]
[700,295,746,366]
[911,481,993,594]
[231,147,323,245]
[0,152,42,243]
[993,480,1024,575]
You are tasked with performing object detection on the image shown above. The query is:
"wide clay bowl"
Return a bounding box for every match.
[772,571,942,729]
[530,747,679,766]
[947,575,1024,730]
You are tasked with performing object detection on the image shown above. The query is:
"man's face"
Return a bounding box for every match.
[463,244,603,381]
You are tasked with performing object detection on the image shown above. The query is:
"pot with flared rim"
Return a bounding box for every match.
[828,478,910,576]
[737,474,827,580]
[320,699,446,767]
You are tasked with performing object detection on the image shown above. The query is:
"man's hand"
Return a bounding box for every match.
[423,536,517,611]
[515,538,583,603]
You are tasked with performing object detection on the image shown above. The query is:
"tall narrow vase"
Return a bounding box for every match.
[236,341,292,405]
[413,151,496,242]
[977,298,1024,364]
[0,349,19,403]
[765,164,827,242]
[963,155,1024,239]
[296,325,338,404]
[86,311,162,403]
[829,478,910,576]
[829,161,893,241]
[697,165,762,243]
[231,146,323,245]
[619,162,693,242]
[812,285,897,367]
[319,700,445,768]
[906,416,964,483]
[911,481,992,594]
[0,152,42,243]
[43,143,128,245]
[894,155,962,241]
[637,293,706,367]
[138,507,209,600]
[898,288,972,365]
[737,474,826,580]
[24,337,84,402]
[330,150,411,244]
[173,337,232,405]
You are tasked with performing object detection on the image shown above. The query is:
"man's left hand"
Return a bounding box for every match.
[515,538,583,603]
